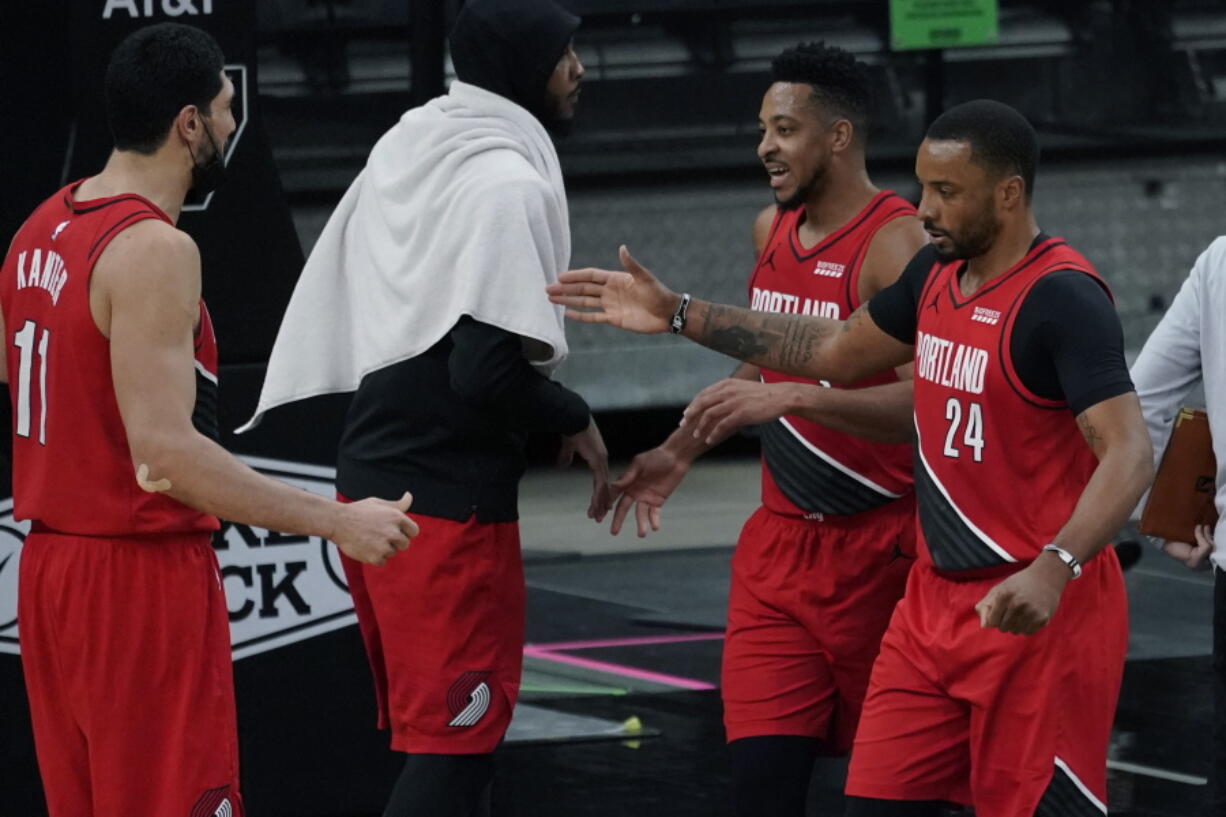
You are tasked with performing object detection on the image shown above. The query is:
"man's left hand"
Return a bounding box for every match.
[1161,524,1215,571]
[974,553,1073,635]
[560,417,613,522]
[682,379,792,445]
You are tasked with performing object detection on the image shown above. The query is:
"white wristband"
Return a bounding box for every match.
[1041,544,1082,579]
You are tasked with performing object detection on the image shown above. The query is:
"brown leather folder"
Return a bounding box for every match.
[1139,407,1218,543]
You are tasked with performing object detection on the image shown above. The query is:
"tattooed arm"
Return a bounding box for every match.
[684,300,910,383]
[547,246,913,382]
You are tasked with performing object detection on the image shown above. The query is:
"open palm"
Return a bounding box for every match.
[547,246,678,334]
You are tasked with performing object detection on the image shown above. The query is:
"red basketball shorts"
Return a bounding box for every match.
[338,498,524,755]
[19,530,242,817]
[721,497,916,752]
[846,550,1128,816]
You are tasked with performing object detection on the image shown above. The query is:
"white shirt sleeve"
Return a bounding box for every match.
[1130,237,1226,568]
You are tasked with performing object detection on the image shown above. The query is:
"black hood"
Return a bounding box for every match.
[449,0,580,121]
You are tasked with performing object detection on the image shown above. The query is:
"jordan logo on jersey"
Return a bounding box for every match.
[812,260,845,278]
[759,247,778,272]
[751,287,839,318]
[915,331,988,395]
[15,249,69,306]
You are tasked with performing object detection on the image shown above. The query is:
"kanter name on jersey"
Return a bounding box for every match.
[15,249,69,306]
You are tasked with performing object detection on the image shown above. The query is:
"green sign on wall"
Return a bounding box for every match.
[890,0,1000,51]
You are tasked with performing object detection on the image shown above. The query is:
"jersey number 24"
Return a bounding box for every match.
[943,397,984,462]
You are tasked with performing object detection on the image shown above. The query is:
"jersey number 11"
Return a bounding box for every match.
[14,320,50,445]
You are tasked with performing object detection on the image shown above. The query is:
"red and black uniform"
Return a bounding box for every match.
[337,320,589,754]
[1,181,241,817]
[722,192,918,752]
[850,237,1133,815]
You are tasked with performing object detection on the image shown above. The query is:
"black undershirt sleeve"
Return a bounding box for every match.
[866,244,938,345]
[1010,270,1134,416]
[447,316,591,435]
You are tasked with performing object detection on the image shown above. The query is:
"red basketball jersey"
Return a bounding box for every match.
[0,181,220,535]
[911,237,1104,573]
[749,191,916,517]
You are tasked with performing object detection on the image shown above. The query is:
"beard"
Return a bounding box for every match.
[775,164,825,211]
[930,209,1000,261]
[541,90,577,138]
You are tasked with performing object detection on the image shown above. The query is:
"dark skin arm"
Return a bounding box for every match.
[681,215,926,444]
[546,245,914,383]
[610,211,927,535]
[974,392,1154,635]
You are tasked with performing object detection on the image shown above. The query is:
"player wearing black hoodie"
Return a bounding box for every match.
[334,2,604,815]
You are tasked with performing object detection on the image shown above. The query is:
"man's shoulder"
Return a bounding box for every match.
[103,218,195,261]
[465,151,551,193]
[94,219,198,290]
[460,155,557,216]
[1196,236,1226,280]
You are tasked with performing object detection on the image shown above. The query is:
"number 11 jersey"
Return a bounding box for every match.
[0,181,219,536]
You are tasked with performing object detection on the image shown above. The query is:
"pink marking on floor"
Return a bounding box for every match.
[526,632,724,652]
[523,646,717,691]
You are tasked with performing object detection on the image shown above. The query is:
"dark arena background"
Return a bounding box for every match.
[1,1,1224,815]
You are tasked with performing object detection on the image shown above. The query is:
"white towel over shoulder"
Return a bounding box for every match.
[239,81,570,432]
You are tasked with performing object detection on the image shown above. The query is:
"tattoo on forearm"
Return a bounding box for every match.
[697,302,835,375]
[1077,413,1102,449]
[703,304,769,360]
[708,325,770,360]
[778,316,818,370]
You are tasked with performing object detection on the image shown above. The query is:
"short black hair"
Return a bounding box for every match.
[926,100,1039,199]
[770,42,872,138]
[105,23,225,154]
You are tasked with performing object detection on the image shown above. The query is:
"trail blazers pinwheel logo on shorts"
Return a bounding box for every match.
[190,785,233,817]
[447,671,493,727]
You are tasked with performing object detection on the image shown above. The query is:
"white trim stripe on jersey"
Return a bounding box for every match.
[914,418,1017,563]
[449,681,491,727]
[195,359,219,385]
[1054,756,1107,815]
[214,799,233,817]
[777,416,905,499]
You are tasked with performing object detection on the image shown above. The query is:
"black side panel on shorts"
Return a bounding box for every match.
[1034,762,1106,817]
[760,420,894,516]
[193,369,219,442]
[915,450,1012,572]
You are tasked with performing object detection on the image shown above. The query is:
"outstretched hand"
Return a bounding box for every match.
[609,446,691,537]
[546,246,680,334]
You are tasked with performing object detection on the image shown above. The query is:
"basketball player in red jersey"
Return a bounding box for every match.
[610,44,924,816]
[0,24,417,817]
[549,100,1153,816]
